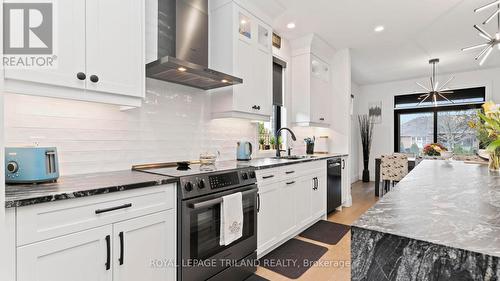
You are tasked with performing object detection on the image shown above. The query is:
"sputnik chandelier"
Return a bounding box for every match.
[416,58,455,107]
[462,1,500,65]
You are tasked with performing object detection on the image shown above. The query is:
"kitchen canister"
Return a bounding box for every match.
[314,136,329,154]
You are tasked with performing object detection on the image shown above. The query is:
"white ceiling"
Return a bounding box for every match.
[255,0,500,85]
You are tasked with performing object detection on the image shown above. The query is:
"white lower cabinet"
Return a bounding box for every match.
[292,177,312,228]
[17,226,112,281]
[256,182,281,254]
[256,161,327,256]
[113,211,175,281]
[311,171,327,219]
[15,185,176,281]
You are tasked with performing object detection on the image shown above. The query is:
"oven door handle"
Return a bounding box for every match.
[189,189,257,210]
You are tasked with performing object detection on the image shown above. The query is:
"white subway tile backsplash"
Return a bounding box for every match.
[5,79,257,175]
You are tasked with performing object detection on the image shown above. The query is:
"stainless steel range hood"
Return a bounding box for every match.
[146,0,242,90]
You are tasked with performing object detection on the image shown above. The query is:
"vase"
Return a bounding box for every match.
[489,148,500,172]
[362,159,370,182]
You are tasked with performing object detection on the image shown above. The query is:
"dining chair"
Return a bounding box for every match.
[380,153,408,196]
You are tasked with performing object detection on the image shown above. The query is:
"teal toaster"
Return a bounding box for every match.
[5,147,59,184]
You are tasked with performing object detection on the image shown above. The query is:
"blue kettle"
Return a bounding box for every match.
[237,141,253,161]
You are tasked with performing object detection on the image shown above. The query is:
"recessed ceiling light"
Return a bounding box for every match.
[178,67,187,72]
[287,22,296,29]
[374,25,385,32]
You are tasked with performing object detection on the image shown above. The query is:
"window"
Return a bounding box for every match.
[395,87,485,156]
[398,112,433,154]
[259,57,287,151]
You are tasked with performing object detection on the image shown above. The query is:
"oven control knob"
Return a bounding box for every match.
[249,171,256,178]
[241,172,248,180]
[197,179,206,189]
[184,182,194,192]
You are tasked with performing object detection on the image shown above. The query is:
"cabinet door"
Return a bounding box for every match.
[252,21,272,116]
[17,226,112,281]
[257,183,281,253]
[292,177,312,227]
[5,0,86,90]
[234,36,256,114]
[310,55,330,124]
[113,211,175,281]
[311,172,327,218]
[86,0,144,98]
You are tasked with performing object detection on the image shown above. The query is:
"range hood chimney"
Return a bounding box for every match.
[146,0,242,90]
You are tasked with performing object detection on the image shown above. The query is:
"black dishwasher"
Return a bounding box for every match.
[327,158,342,213]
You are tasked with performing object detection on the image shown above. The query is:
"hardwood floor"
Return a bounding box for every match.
[255,181,378,281]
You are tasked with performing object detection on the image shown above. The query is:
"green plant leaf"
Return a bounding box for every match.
[487,139,500,152]
[478,113,500,132]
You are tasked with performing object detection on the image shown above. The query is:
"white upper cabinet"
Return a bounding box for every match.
[85,0,145,98]
[4,0,87,90]
[210,1,273,120]
[3,0,145,106]
[291,53,331,127]
[290,34,334,127]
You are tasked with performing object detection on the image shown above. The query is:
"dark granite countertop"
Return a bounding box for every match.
[5,170,178,208]
[5,153,347,208]
[238,153,348,170]
[353,160,500,257]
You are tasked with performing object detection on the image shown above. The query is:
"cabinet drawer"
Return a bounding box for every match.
[256,168,283,185]
[17,184,176,246]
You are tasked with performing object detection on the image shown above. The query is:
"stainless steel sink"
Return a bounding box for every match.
[272,155,317,160]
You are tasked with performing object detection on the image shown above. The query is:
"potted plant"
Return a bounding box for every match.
[358,115,374,182]
[470,101,500,171]
[277,136,283,150]
[259,137,265,150]
[269,136,276,150]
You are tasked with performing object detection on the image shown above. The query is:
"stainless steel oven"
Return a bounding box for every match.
[133,162,259,281]
[180,184,257,281]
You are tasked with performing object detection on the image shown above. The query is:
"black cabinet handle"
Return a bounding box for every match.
[286,181,296,185]
[342,159,345,169]
[315,177,319,190]
[257,105,261,110]
[77,72,86,80]
[95,203,132,214]
[90,75,99,83]
[285,171,295,174]
[262,175,274,179]
[319,118,325,121]
[119,232,124,265]
[105,235,111,270]
[257,193,260,213]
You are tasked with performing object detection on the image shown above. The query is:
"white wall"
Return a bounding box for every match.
[350,82,360,183]
[4,79,257,176]
[356,67,500,181]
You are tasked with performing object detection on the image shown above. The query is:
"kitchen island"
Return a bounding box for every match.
[352,160,500,280]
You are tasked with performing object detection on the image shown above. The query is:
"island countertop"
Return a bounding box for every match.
[353,160,500,257]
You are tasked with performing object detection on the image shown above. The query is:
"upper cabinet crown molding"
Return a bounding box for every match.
[3,0,145,107]
[290,33,335,63]
[210,1,273,121]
